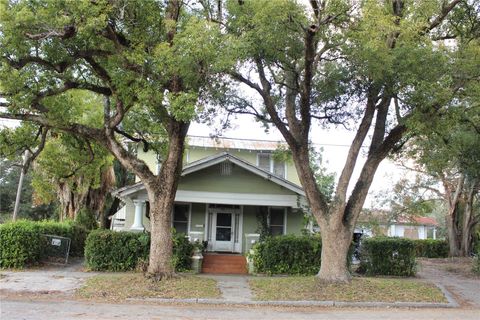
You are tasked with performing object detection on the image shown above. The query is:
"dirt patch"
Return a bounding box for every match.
[419,258,479,279]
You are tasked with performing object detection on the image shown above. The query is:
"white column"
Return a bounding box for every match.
[131,200,145,231]
[433,227,437,240]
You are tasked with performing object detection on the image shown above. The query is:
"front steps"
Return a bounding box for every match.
[201,253,248,274]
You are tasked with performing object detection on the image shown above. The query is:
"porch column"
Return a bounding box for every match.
[131,200,145,231]
[433,227,437,240]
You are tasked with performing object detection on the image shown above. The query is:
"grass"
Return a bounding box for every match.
[249,276,447,303]
[75,273,221,302]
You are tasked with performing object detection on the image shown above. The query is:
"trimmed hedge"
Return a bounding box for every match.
[84,230,194,272]
[359,237,416,276]
[413,239,449,258]
[0,220,88,269]
[251,234,323,275]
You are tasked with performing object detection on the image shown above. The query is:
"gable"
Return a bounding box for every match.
[178,162,297,196]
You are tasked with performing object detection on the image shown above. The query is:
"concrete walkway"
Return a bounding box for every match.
[200,274,253,302]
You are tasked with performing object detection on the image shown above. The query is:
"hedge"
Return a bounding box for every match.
[359,237,416,276]
[250,234,322,275]
[84,230,194,272]
[0,220,88,269]
[412,239,449,258]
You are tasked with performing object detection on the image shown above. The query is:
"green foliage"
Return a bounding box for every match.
[172,230,195,272]
[359,237,417,277]
[31,132,113,206]
[0,220,88,268]
[473,250,480,275]
[75,208,98,231]
[0,158,57,220]
[84,230,194,272]
[84,230,150,272]
[251,234,323,275]
[0,220,43,268]
[412,239,449,258]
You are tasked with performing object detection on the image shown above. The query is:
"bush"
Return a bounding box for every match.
[473,248,480,275]
[413,239,449,258]
[0,220,88,268]
[84,230,150,271]
[84,230,194,272]
[359,237,416,276]
[251,234,322,275]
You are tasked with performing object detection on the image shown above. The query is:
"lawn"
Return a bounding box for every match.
[249,276,447,303]
[76,273,221,301]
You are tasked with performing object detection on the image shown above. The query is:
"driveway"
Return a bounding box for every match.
[417,258,480,308]
[0,258,95,294]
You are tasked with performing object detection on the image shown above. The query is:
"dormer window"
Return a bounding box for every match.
[257,153,286,178]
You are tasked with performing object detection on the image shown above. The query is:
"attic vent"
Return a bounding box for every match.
[220,161,232,176]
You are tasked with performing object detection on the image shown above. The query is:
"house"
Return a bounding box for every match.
[356,211,438,240]
[111,136,308,262]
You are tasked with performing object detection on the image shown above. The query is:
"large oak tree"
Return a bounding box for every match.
[0,0,226,278]
[223,0,475,282]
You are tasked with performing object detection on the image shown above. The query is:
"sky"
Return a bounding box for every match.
[188,113,407,209]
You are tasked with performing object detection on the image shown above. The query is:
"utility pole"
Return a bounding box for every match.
[12,151,29,221]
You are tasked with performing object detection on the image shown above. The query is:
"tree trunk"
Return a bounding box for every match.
[317,218,352,282]
[147,195,175,278]
[461,179,477,256]
[146,120,189,279]
[445,211,462,256]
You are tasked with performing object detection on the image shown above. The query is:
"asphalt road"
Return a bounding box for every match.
[1,299,479,320]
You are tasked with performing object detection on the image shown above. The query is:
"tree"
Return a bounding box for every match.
[403,109,480,256]
[31,132,115,225]
[0,157,57,221]
[222,0,474,282]
[0,0,226,278]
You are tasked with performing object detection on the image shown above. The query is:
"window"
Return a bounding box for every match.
[269,208,285,236]
[257,153,286,178]
[173,204,189,234]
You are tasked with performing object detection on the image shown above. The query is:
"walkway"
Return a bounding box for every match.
[417,259,480,308]
[200,274,254,302]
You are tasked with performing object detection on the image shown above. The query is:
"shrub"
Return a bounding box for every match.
[84,230,150,271]
[412,239,449,258]
[0,220,43,268]
[473,249,480,275]
[359,237,416,276]
[75,208,98,231]
[84,230,194,272]
[0,220,88,268]
[172,230,195,272]
[252,234,322,275]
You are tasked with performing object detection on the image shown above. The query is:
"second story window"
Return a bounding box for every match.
[257,153,286,178]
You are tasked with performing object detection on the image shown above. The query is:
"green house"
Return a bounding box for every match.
[111,136,307,254]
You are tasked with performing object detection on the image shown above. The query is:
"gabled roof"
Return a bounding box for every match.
[187,135,287,151]
[112,152,305,199]
[357,210,438,226]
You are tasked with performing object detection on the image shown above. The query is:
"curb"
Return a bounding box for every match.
[127,295,459,309]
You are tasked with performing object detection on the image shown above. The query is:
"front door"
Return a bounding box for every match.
[213,212,234,252]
